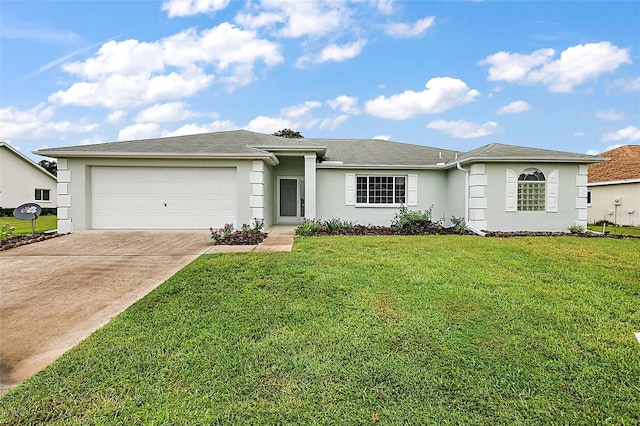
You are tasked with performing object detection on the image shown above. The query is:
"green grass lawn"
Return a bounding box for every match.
[0,216,57,236]
[1,236,638,424]
[587,224,640,236]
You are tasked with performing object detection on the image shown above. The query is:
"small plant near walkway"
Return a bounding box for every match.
[210,219,268,245]
[1,224,15,241]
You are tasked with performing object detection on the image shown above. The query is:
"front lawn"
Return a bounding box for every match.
[587,224,640,236]
[0,216,57,236]
[1,236,638,424]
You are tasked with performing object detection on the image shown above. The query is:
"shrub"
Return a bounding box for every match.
[295,218,325,236]
[324,218,345,234]
[210,223,234,244]
[1,224,15,241]
[568,223,586,234]
[252,218,265,233]
[391,205,443,235]
[593,219,615,226]
[450,215,467,233]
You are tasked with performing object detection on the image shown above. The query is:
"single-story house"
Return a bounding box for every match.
[1,141,58,209]
[34,130,605,233]
[587,145,640,226]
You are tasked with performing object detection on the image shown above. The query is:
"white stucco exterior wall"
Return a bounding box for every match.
[481,163,588,231]
[0,145,57,209]
[587,181,640,226]
[316,168,450,226]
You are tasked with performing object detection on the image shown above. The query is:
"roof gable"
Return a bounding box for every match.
[454,143,604,164]
[0,142,57,180]
[588,145,640,183]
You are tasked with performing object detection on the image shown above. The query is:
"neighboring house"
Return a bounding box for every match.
[34,130,604,233]
[0,141,58,209]
[587,145,640,226]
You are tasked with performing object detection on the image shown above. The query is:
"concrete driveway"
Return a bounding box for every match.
[0,230,212,395]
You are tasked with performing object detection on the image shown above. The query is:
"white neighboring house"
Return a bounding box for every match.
[587,145,640,226]
[0,142,58,209]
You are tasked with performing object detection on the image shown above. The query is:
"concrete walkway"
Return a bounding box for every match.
[207,225,296,253]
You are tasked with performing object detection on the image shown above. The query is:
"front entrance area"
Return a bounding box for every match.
[277,177,305,224]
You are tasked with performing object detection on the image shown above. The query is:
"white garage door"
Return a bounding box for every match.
[91,167,237,229]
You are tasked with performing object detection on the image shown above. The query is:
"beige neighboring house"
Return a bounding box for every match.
[587,145,640,226]
[0,142,58,209]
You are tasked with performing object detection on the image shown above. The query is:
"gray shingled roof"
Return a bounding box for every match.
[452,143,605,164]
[35,130,322,157]
[34,131,603,167]
[318,138,460,167]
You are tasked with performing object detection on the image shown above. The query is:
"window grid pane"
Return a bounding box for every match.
[518,182,545,211]
[356,177,367,203]
[356,176,406,205]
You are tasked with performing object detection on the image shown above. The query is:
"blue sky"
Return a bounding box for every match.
[1,0,638,161]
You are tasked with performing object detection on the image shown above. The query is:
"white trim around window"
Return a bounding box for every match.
[345,173,417,207]
[35,188,51,202]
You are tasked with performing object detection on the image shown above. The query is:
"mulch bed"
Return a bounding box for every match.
[0,233,67,251]
[216,231,268,245]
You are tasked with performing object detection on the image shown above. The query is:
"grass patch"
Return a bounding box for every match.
[0,216,57,235]
[1,236,638,424]
[587,224,640,237]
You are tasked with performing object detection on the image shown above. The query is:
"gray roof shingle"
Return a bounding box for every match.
[34,131,603,167]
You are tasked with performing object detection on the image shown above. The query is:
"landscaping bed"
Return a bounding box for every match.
[215,230,268,245]
[0,233,66,251]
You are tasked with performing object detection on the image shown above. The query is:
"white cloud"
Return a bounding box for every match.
[373,135,391,140]
[497,100,530,115]
[572,131,585,137]
[601,125,640,142]
[164,120,236,136]
[595,109,623,121]
[316,40,367,64]
[118,123,161,141]
[320,114,349,130]
[135,102,199,123]
[586,144,623,155]
[374,0,394,15]
[50,68,214,109]
[106,110,127,124]
[244,116,294,134]
[479,42,631,92]
[365,77,480,119]
[0,103,98,141]
[427,120,499,139]
[328,95,360,114]
[50,23,283,108]
[162,0,230,18]
[611,76,640,93]
[281,101,322,119]
[257,0,352,39]
[384,16,435,38]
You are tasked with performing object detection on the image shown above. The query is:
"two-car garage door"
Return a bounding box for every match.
[91,167,236,229]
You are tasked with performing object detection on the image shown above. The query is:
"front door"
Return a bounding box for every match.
[278,177,305,223]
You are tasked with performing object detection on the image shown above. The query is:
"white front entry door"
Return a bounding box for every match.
[277,177,305,223]
[91,167,237,229]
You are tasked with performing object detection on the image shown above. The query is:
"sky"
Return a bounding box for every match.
[1,0,639,162]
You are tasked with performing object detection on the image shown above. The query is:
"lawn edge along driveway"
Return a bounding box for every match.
[0,230,212,396]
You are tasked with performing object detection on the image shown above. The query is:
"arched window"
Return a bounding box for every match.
[517,168,545,211]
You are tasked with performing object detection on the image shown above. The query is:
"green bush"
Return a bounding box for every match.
[391,205,443,235]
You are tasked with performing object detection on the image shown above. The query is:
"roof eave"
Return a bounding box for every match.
[587,178,640,186]
[32,150,280,166]
[317,163,444,170]
[453,156,608,166]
